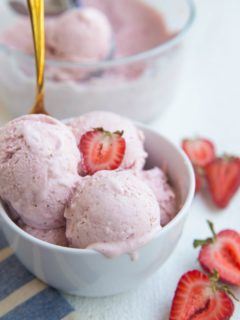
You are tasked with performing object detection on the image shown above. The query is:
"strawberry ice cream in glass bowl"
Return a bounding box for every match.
[0,0,195,122]
[0,111,195,297]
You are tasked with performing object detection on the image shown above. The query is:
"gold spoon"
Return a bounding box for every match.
[9,0,80,16]
[27,0,48,115]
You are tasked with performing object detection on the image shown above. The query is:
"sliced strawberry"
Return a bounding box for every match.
[170,270,234,320]
[79,128,126,175]
[195,167,205,193]
[205,156,240,208]
[195,171,202,193]
[194,221,240,286]
[182,138,216,167]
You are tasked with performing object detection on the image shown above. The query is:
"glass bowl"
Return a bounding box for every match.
[0,0,196,122]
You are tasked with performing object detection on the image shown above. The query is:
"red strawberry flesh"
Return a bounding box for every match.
[199,230,240,286]
[79,128,126,175]
[195,171,202,193]
[205,156,240,208]
[195,166,205,193]
[182,138,216,167]
[170,270,234,320]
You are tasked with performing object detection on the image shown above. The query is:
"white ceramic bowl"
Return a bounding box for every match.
[0,124,195,297]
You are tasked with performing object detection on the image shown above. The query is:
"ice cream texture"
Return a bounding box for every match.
[18,221,68,247]
[0,19,34,55]
[0,0,173,69]
[84,0,174,58]
[46,8,112,62]
[0,7,112,63]
[64,170,161,257]
[0,112,178,256]
[137,168,178,226]
[68,111,147,172]
[0,114,80,229]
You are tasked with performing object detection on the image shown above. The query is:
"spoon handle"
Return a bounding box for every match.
[27,0,46,114]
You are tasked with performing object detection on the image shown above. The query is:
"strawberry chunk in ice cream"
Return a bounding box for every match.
[68,111,147,173]
[0,112,179,255]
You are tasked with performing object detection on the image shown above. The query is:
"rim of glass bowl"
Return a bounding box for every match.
[0,0,196,70]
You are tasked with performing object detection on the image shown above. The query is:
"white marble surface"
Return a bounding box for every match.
[0,0,240,319]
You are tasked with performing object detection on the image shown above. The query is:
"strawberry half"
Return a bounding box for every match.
[79,128,126,175]
[205,156,240,208]
[195,172,202,193]
[182,138,216,167]
[194,221,240,286]
[195,167,205,193]
[170,270,235,320]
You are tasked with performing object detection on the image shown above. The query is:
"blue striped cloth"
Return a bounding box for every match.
[0,229,76,320]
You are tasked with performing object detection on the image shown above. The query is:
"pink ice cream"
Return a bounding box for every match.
[18,220,68,247]
[137,168,178,226]
[1,0,173,59]
[46,8,112,62]
[0,111,179,254]
[0,114,80,229]
[65,170,161,257]
[0,19,34,54]
[0,8,112,63]
[84,0,174,58]
[0,0,174,80]
[0,19,56,57]
[68,111,147,173]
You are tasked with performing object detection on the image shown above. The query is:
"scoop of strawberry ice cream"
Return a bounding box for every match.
[137,168,178,226]
[0,19,33,54]
[0,18,55,57]
[46,8,112,62]
[65,170,161,257]
[18,220,68,247]
[0,7,112,63]
[68,111,147,173]
[0,114,80,229]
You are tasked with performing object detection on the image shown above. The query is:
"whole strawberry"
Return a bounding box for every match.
[170,270,235,320]
[194,221,240,286]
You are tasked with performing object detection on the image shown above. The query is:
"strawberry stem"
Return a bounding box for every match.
[92,128,124,137]
[193,238,213,248]
[222,154,235,162]
[114,130,124,136]
[209,270,239,301]
[207,220,217,239]
[195,166,205,177]
[193,221,217,248]
[209,269,219,294]
[219,284,239,302]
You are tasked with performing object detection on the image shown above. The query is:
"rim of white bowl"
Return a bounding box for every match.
[0,0,196,69]
[0,123,195,256]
